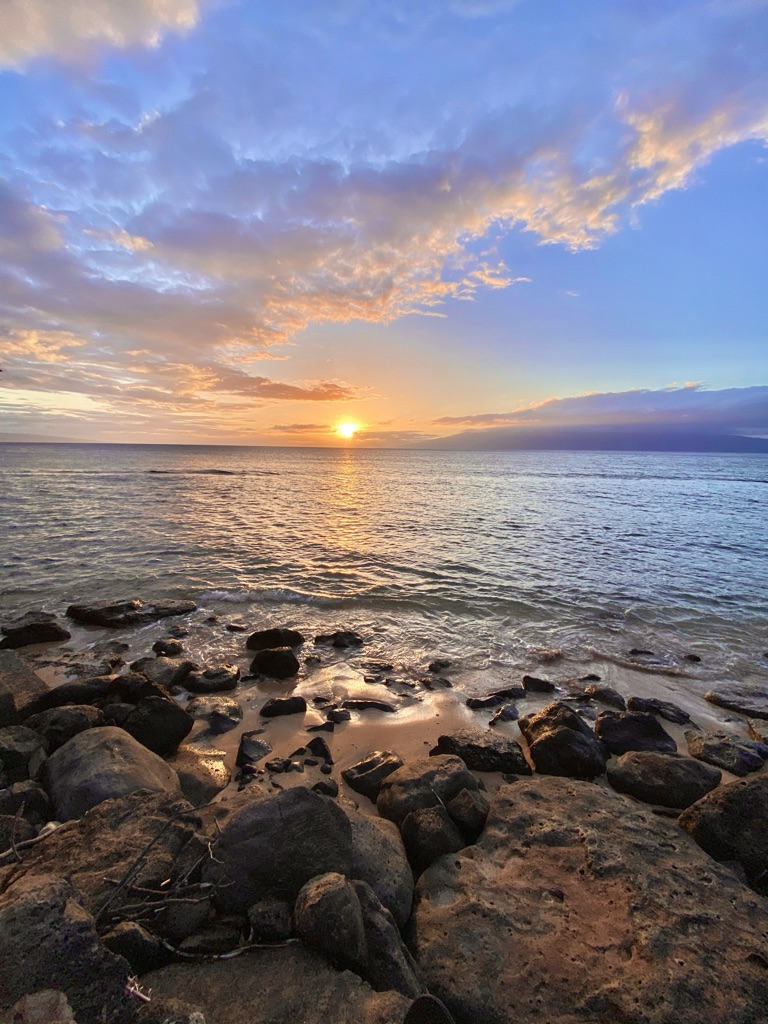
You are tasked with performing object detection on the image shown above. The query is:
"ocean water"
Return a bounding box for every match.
[1,443,767,699]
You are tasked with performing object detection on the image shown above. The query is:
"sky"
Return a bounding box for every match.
[0,0,767,448]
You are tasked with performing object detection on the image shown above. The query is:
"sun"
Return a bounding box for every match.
[336,422,359,439]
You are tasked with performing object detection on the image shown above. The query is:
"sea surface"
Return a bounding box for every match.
[1,443,767,700]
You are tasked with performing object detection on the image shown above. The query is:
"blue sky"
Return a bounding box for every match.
[0,0,766,445]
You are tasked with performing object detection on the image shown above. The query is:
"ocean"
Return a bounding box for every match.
[1,443,767,704]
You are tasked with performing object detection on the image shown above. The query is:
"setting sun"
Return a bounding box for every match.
[336,422,360,439]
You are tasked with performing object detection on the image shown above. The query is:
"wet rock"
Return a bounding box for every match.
[260,695,307,717]
[705,684,768,720]
[0,779,52,827]
[170,746,230,805]
[349,812,413,929]
[518,702,607,779]
[626,695,691,724]
[401,806,466,877]
[294,871,367,974]
[265,757,290,773]
[678,774,768,882]
[246,627,305,651]
[312,779,339,798]
[0,651,48,727]
[306,736,333,763]
[24,704,105,753]
[6,990,77,1023]
[352,880,424,998]
[103,920,173,975]
[41,725,181,820]
[0,725,47,782]
[342,750,405,800]
[445,788,490,842]
[111,671,173,704]
[184,664,240,694]
[404,995,457,1024]
[685,729,768,776]
[122,695,193,756]
[606,751,721,809]
[250,647,300,679]
[466,685,525,710]
[176,922,242,957]
[595,710,677,755]
[428,658,451,673]
[0,611,71,649]
[186,694,243,734]
[342,698,397,713]
[102,701,134,726]
[235,730,272,768]
[522,674,556,693]
[328,707,352,724]
[429,729,531,775]
[156,893,212,943]
[130,655,197,689]
[410,776,768,1024]
[377,755,478,827]
[489,704,519,724]
[226,621,247,632]
[315,630,363,648]
[247,898,293,942]
[203,785,353,911]
[141,944,409,1024]
[582,684,626,710]
[153,637,184,656]
[66,598,196,628]
[0,873,133,1023]
[0,813,36,849]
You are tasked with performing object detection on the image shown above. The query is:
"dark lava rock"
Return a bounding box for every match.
[312,778,339,798]
[0,651,48,727]
[583,684,626,710]
[41,725,181,820]
[185,694,243,734]
[0,611,71,649]
[342,750,405,800]
[685,729,768,776]
[410,776,768,1024]
[377,755,478,827]
[352,880,425,998]
[246,627,305,651]
[684,653,702,663]
[0,813,36,849]
[328,707,352,724]
[466,694,505,710]
[315,630,363,648]
[294,871,367,974]
[66,598,196,628]
[401,806,466,877]
[705,684,768,720]
[24,704,105,752]
[0,874,133,1023]
[265,757,291,773]
[122,695,193,756]
[606,751,721,809]
[430,729,531,775]
[184,664,240,693]
[0,725,47,782]
[236,730,273,767]
[306,736,333,763]
[0,780,52,827]
[103,920,173,975]
[342,698,397,713]
[226,622,248,633]
[250,647,300,679]
[445,787,490,842]
[170,746,230,805]
[348,812,413,929]
[260,695,307,717]
[629,648,655,657]
[404,996,457,1024]
[428,659,451,673]
[627,695,691,724]
[202,785,354,911]
[595,710,677,755]
[518,702,607,780]
[308,721,335,732]
[489,704,519,724]
[247,898,293,942]
[678,774,768,882]
[130,655,196,689]
[522,674,556,693]
[152,637,184,656]
[176,922,242,957]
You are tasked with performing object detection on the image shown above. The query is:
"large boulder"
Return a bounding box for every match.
[184,664,240,693]
[142,944,409,1024]
[626,696,690,724]
[678,774,768,883]
[0,873,133,1022]
[0,651,48,727]
[594,710,677,755]
[518,702,607,779]
[685,729,768,776]
[24,704,106,752]
[185,694,243,734]
[606,751,721,809]
[247,627,305,650]
[203,786,354,911]
[250,647,300,679]
[0,725,47,782]
[66,598,196,628]
[705,684,768,720]
[130,656,197,689]
[429,729,531,775]
[169,745,231,805]
[349,812,414,930]
[294,872,368,974]
[342,751,405,801]
[400,806,466,877]
[40,726,181,820]
[409,776,768,1024]
[352,880,424,998]
[377,756,478,827]
[121,695,194,755]
[0,611,71,649]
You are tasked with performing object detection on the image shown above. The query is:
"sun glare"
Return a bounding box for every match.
[336,422,359,439]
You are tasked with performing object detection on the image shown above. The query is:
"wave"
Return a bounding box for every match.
[148,468,243,476]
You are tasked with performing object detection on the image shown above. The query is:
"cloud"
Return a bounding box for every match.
[268,423,331,434]
[0,0,199,69]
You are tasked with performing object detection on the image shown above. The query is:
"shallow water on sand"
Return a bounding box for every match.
[1,443,767,703]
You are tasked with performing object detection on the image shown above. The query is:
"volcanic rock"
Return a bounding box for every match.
[0,611,71,649]
[184,664,240,693]
[522,674,556,693]
[235,730,273,768]
[260,695,307,717]
[348,812,413,929]
[186,694,243,733]
[0,651,48,727]
[24,704,105,753]
[705,684,768,720]
[250,647,300,679]
[377,755,478,827]
[582,684,626,709]
[66,598,196,628]
[152,637,184,656]
[342,698,397,713]
[444,787,490,842]
[430,729,531,775]
[606,751,721,808]
[626,695,691,724]
[130,655,197,689]
[518,701,607,779]
[294,871,367,974]
[246,627,305,650]
[594,710,677,755]
[121,695,193,756]
[342,750,405,800]
[685,729,768,776]
[315,630,363,648]
[352,880,424,998]
[0,725,47,782]
[401,806,466,877]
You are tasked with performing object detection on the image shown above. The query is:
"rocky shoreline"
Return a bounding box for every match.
[1,599,768,1024]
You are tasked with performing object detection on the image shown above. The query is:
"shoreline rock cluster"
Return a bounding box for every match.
[1,599,768,1024]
